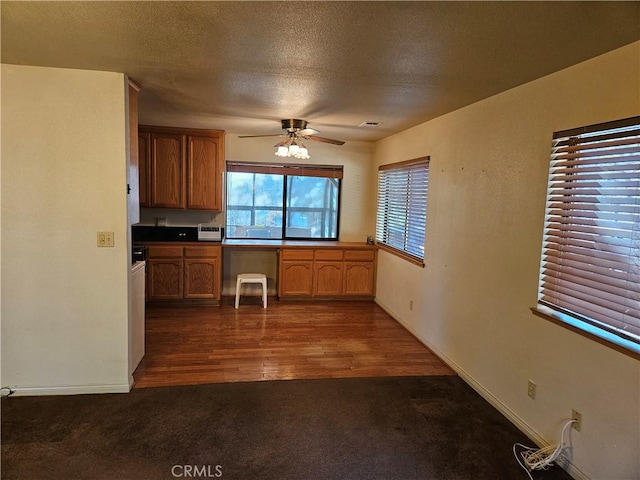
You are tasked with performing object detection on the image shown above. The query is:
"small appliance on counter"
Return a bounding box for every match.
[197,224,224,241]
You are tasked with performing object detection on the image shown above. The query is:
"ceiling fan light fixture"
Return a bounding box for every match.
[274,133,310,159]
[295,146,309,160]
[288,142,300,155]
[241,119,343,158]
[275,145,289,157]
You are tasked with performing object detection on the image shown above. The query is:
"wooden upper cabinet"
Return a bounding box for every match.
[151,133,185,209]
[127,80,141,225]
[138,126,225,211]
[138,132,150,207]
[187,135,221,210]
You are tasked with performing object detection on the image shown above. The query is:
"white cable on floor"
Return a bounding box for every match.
[513,419,576,479]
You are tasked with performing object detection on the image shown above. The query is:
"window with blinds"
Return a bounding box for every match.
[538,116,640,353]
[376,157,429,263]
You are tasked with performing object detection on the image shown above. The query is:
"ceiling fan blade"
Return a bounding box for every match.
[297,128,320,136]
[238,134,282,138]
[304,135,345,146]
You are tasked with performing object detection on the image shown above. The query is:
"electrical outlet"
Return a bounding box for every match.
[571,409,582,431]
[409,300,414,311]
[527,379,537,399]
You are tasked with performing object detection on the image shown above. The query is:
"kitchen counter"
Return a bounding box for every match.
[137,240,377,303]
[138,239,376,250]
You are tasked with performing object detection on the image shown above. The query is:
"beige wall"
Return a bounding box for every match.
[373,42,640,480]
[1,65,131,394]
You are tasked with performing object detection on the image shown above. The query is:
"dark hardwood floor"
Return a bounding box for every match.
[133,299,455,388]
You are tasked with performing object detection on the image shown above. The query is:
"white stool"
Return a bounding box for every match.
[235,273,267,308]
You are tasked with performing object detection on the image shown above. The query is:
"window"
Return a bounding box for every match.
[226,162,341,240]
[376,157,429,264]
[537,116,640,355]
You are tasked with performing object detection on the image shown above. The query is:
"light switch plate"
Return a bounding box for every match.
[97,231,115,247]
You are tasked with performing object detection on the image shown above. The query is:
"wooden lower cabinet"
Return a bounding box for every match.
[280,261,314,296]
[148,259,184,300]
[343,249,376,296]
[279,247,376,299]
[313,262,343,295]
[184,246,220,299]
[146,244,221,303]
[343,261,375,296]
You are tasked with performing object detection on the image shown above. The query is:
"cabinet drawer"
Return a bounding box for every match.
[281,249,314,261]
[344,250,376,261]
[184,246,220,258]
[315,249,344,261]
[147,245,183,258]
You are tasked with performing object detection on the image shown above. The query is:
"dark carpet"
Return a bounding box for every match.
[1,376,573,480]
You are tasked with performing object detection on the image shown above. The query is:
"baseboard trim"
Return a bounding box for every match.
[374,298,591,480]
[9,383,131,396]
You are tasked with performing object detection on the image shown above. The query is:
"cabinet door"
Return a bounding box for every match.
[187,135,222,210]
[313,261,343,296]
[127,81,140,225]
[279,261,313,296]
[343,262,375,296]
[147,259,184,300]
[151,133,185,208]
[138,132,150,207]
[184,258,220,299]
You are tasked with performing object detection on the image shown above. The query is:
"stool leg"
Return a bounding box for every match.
[262,279,267,308]
[235,278,241,309]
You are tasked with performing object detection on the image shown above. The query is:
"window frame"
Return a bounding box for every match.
[535,116,640,359]
[225,161,342,241]
[375,157,430,266]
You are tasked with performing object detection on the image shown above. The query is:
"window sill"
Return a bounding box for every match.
[376,243,425,267]
[531,305,639,360]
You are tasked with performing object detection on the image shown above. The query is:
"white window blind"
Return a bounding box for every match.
[376,157,429,261]
[538,116,640,349]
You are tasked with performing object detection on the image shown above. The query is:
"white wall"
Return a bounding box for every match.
[1,65,131,395]
[373,42,640,480]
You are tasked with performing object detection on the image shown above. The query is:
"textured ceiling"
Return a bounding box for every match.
[2,1,639,142]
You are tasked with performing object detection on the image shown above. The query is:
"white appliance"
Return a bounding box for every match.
[198,224,223,241]
[129,261,146,375]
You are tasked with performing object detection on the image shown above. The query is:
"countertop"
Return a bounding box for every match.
[138,240,376,249]
[222,240,377,249]
[131,260,146,274]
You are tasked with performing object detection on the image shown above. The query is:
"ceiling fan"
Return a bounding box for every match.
[238,119,345,159]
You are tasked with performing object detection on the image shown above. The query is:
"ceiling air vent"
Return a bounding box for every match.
[358,121,382,128]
